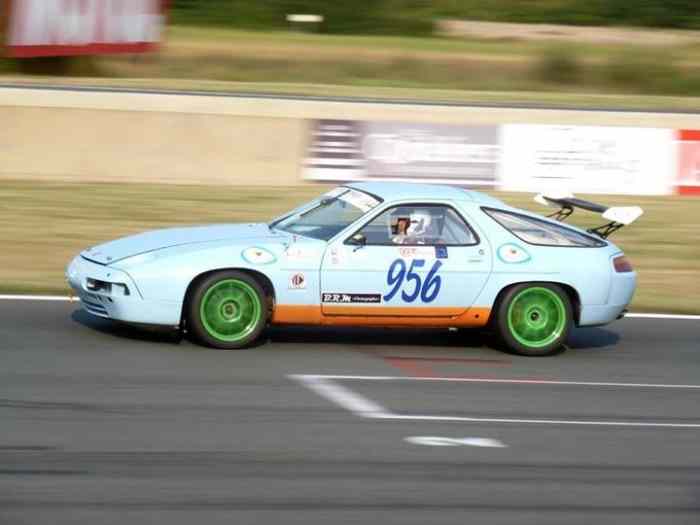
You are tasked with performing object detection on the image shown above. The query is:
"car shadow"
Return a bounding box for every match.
[567,326,620,350]
[267,325,497,351]
[70,310,183,345]
[71,309,620,353]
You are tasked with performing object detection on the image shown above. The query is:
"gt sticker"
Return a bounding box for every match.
[384,259,442,303]
[322,293,381,304]
[398,246,434,259]
[497,243,531,264]
[241,246,276,265]
[289,273,306,289]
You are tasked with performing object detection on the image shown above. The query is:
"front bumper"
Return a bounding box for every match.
[66,256,181,326]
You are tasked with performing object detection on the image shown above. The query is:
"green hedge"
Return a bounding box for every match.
[169,0,700,33]
[432,0,700,29]
[168,0,434,35]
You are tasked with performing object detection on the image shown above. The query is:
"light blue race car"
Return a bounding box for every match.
[66,182,642,356]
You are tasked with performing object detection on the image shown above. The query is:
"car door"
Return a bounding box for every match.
[320,202,491,318]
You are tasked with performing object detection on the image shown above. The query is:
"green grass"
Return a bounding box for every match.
[1,180,697,314]
[6,75,700,112]
[165,26,700,63]
[5,25,700,100]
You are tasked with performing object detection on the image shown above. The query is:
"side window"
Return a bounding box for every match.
[483,208,606,247]
[354,205,478,246]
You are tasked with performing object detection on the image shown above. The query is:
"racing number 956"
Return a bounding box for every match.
[384,259,442,303]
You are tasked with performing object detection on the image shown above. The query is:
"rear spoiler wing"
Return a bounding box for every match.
[534,192,643,239]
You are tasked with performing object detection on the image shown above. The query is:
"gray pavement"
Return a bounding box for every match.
[1,300,699,524]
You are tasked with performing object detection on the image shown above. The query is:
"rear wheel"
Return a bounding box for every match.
[187,271,268,349]
[495,283,572,356]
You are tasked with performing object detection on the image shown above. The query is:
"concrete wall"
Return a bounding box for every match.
[2,87,699,186]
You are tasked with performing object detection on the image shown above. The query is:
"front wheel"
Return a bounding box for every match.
[187,271,268,349]
[495,283,572,356]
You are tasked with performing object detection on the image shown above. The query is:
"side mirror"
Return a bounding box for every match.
[349,233,366,246]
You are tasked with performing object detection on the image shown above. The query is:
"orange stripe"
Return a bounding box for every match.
[271,305,322,325]
[272,305,491,328]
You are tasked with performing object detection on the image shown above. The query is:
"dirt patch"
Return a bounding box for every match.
[438,20,700,46]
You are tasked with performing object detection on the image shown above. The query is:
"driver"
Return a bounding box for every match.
[391,216,411,244]
[391,209,433,244]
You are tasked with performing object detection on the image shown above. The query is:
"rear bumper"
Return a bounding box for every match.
[66,256,181,326]
[579,270,636,327]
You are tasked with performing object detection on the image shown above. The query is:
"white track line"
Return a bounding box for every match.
[290,374,700,429]
[375,413,700,428]
[297,375,700,389]
[625,313,700,320]
[290,375,387,418]
[1,295,698,320]
[0,294,77,302]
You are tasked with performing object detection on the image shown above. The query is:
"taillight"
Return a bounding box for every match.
[613,255,633,273]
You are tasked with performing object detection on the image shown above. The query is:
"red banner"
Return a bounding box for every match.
[5,0,168,57]
[677,130,700,196]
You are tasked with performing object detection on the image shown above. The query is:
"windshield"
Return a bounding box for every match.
[271,187,381,241]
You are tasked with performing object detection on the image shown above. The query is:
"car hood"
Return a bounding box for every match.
[82,223,277,265]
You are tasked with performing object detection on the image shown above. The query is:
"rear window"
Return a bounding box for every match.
[483,208,606,247]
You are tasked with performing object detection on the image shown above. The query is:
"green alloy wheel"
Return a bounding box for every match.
[188,271,268,349]
[495,283,572,356]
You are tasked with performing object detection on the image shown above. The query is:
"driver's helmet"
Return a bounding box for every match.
[406,209,433,238]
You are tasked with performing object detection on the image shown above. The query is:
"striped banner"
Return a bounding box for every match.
[303,119,500,186]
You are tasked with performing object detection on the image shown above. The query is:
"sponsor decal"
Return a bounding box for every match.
[285,246,315,261]
[322,293,381,304]
[435,246,448,259]
[338,189,380,212]
[289,272,307,290]
[497,243,531,264]
[329,247,342,266]
[241,246,277,265]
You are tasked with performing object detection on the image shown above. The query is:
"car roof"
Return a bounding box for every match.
[346,181,505,207]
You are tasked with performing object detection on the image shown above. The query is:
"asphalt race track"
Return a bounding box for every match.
[2,299,700,525]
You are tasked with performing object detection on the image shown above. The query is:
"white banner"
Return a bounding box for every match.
[499,124,675,195]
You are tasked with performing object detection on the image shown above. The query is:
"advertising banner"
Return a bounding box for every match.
[304,119,500,186]
[676,130,700,196]
[500,124,675,195]
[5,0,168,57]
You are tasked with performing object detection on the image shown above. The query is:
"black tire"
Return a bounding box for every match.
[187,270,268,349]
[494,282,572,357]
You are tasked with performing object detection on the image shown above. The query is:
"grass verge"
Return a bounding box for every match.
[7,76,700,112]
[0,180,697,314]
[4,26,700,101]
